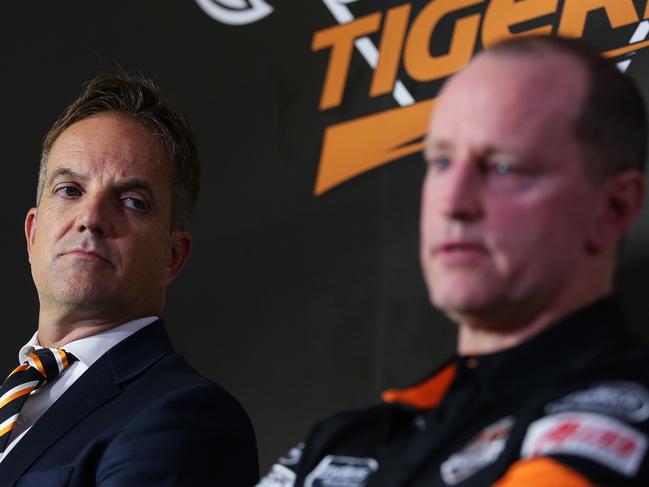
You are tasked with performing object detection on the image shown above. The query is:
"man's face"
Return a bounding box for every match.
[26,114,190,321]
[420,52,608,327]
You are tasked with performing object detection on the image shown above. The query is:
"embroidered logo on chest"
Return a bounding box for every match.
[440,416,514,485]
[304,455,378,487]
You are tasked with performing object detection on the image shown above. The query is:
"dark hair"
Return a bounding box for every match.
[488,35,647,180]
[39,73,200,230]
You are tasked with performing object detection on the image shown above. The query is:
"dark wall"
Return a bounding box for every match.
[2,0,649,471]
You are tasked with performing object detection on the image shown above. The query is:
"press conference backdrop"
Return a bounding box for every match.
[2,0,649,470]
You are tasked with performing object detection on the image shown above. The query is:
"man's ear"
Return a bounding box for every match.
[162,230,192,287]
[588,170,646,253]
[25,208,38,263]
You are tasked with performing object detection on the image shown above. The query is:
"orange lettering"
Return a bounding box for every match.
[403,0,482,83]
[559,0,639,38]
[370,4,412,98]
[312,13,382,110]
[482,0,558,48]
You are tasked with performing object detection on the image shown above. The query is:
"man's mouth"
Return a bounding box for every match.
[62,249,112,264]
[434,242,487,262]
[438,241,486,252]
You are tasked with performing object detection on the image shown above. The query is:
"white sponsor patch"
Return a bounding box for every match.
[305,455,378,487]
[522,412,648,477]
[441,416,514,485]
[546,382,649,423]
[279,443,305,466]
[257,464,296,487]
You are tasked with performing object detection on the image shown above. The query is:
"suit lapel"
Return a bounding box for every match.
[0,321,174,483]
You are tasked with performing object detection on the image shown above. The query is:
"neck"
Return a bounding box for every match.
[456,285,612,356]
[36,305,159,348]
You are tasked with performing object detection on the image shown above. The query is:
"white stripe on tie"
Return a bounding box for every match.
[0,414,19,432]
[53,349,64,373]
[0,381,39,407]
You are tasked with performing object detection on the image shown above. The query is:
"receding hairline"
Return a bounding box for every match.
[43,111,170,159]
[431,45,588,130]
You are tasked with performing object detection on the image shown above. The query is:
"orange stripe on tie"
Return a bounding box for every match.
[0,421,15,438]
[0,388,34,409]
[58,350,68,369]
[6,364,29,379]
[29,352,46,378]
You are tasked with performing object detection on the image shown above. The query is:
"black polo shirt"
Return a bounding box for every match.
[260,298,649,486]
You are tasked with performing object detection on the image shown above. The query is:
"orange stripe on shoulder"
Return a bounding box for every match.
[382,363,456,409]
[493,457,596,487]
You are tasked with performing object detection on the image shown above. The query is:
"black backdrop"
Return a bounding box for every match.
[2,0,649,470]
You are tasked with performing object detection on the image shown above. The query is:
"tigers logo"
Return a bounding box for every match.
[197,0,649,194]
[194,0,273,25]
[312,0,649,195]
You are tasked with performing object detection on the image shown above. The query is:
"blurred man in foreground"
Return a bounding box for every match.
[260,35,649,486]
[0,75,258,485]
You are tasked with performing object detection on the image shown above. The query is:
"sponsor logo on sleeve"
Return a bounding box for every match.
[440,416,514,485]
[304,455,378,487]
[522,412,648,477]
[546,382,649,423]
[257,464,297,487]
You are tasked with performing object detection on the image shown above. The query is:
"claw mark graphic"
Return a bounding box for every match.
[617,21,649,72]
[321,0,414,107]
[195,0,274,26]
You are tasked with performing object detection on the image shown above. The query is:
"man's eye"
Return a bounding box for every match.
[492,161,512,175]
[55,186,81,198]
[429,156,451,172]
[123,197,148,210]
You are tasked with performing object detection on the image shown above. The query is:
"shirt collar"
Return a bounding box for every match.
[383,296,631,409]
[18,317,159,367]
[455,296,629,399]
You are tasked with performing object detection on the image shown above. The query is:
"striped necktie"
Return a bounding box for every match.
[0,348,77,453]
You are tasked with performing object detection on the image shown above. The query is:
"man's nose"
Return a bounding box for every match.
[76,194,114,236]
[439,159,484,222]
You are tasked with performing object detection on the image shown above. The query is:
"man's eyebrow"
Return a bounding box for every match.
[47,168,87,187]
[113,179,155,197]
[423,138,451,159]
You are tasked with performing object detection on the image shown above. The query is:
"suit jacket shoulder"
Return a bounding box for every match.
[1,321,259,487]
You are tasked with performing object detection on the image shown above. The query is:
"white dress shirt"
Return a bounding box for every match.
[0,316,158,462]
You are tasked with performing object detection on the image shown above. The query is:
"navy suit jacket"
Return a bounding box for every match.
[0,321,259,486]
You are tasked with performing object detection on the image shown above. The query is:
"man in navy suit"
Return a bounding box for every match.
[0,74,259,485]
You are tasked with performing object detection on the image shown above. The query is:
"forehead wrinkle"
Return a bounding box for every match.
[50,116,166,166]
